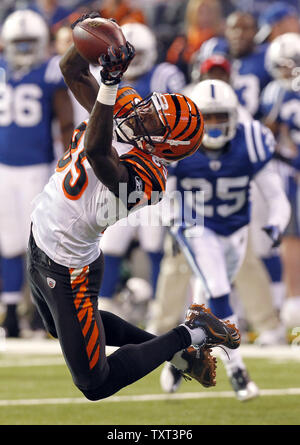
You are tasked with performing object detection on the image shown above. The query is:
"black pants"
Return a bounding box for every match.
[27,230,191,400]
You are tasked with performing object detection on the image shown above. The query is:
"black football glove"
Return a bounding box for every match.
[70,11,102,29]
[262,225,282,248]
[99,41,135,85]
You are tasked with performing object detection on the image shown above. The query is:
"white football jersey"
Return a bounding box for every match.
[31,121,167,268]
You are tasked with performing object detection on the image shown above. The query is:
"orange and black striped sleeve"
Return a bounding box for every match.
[118,148,168,210]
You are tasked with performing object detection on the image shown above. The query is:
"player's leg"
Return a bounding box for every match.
[218,227,259,400]
[22,164,52,333]
[0,164,50,336]
[160,225,231,392]
[171,225,258,401]
[0,255,24,337]
[28,229,206,401]
[100,310,156,345]
[0,165,25,336]
[280,178,300,330]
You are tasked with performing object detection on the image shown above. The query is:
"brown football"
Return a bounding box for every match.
[72,18,126,64]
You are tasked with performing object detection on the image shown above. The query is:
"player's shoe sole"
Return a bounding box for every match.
[160,346,217,392]
[181,346,217,387]
[185,304,240,349]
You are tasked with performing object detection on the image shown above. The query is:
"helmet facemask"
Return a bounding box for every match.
[5,38,46,71]
[1,10,49,72]
[116,93,171,154]
[115,92,204,162]
[190,79,239,150]
[202,109,238,149]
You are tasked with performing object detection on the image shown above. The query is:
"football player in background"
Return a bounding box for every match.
[196,11,288,342]
[199,10,272,119]
[160,79,290,401]
[261,32,300,330]
[27,14,240,401]
[98,21,186,318]
[0,9,74,337]
[147,54,251,338]
[148,54,281,347]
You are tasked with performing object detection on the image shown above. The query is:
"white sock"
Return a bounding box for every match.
[270,282,286,311]
[180,323,206,345]
[170,350,188,371]
[1,292,22,305]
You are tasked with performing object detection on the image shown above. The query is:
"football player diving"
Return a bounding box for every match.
[27,13,240,401]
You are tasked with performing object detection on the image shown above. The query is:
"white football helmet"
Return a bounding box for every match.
[121,23,157,79]
[265,32,300,90]
[190,79,238,149]
[1,10,49,70]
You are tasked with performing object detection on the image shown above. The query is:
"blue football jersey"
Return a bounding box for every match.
[169,121,275,235]
[231,45,271,118]
[0,55,67,166]
[260,80,300,148]
[120,62,186,97]
[199,37,272,118]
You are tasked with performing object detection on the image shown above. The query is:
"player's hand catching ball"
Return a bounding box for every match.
[71,11,102,29]
[99,42,135,85]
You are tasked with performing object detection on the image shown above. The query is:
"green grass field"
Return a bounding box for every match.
[0,339,299,426]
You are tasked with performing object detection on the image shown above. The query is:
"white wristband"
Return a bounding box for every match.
[97,83,118,106]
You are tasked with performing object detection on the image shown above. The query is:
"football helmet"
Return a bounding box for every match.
[121,23,157,79]
[190,79,238,149]
[1,10,49,70]
[115,92,204,162]
[114,86,142,117]
[265,32,300,90]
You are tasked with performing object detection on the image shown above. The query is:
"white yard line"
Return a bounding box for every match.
[0,358,65,367]
[0,388,299,407]
[1,339,300,361]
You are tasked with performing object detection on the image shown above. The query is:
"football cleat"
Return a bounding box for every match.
[229,368,259,402]
[181,346,217,387]
[184,304,241,349]
[160,346,217,393]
